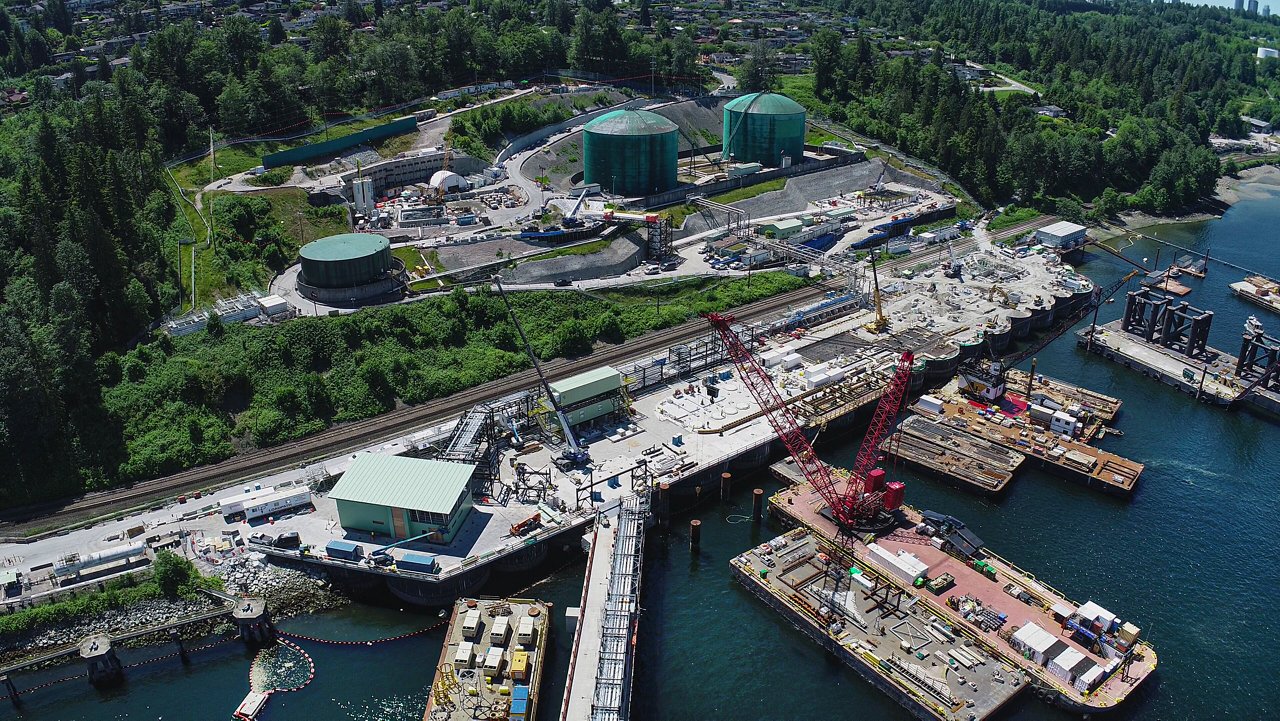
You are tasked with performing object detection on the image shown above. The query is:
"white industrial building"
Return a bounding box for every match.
[1034,221,1088,250]
[353,177,375,216]
[1258,47,1279,59]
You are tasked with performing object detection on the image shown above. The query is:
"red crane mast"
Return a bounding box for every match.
[703,313,913,531]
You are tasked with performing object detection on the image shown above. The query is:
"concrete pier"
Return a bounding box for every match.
[689,519,702,548]
[79,634,122,687]
[752,488,764,521]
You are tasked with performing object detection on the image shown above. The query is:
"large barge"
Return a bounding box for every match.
[1076,288,1280,416]
[423,597,551,721]
[908,392,1142,496]
[768,461,1158,715]
[1229,275,1280,317]
[731,529,1025,720]
[879,415,1023,496]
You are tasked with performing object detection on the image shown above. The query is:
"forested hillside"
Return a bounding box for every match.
[802,0,1280,212]
[0,77,183,502]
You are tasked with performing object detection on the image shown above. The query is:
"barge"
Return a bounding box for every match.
[768,461,1158,715]
[423,597,551,721]
[1229,275,1280,317]
[731,529,1025,720]
[879,415,1022,496]
[909,393,1142,496]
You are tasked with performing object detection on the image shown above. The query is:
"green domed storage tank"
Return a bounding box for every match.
[299,233,392,289]
[583,110,679,197]
[722,92,807,167]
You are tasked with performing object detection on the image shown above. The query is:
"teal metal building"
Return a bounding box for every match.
[582,110,679,197]
[722,93,807,167]
[329,455,476,544]
[299,233,392,289]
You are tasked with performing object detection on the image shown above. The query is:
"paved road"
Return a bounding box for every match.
[979,74,1035,95]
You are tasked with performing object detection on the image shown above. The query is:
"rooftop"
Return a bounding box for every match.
[583,109,678,136]
[299,232,389,262]
[724,91,807,115]
[1037,220,1087,237]
[329,455,474,513]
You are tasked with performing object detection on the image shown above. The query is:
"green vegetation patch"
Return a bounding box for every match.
[447,99,574,161]
[103,274,806,483]
[709,178,787,204]
[0,553,219,641]
[246,167,294,187]
[987,205,1041,232]
[524,238,613,262]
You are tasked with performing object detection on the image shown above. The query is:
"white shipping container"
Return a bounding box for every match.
[781,353,803,370]
[517,616,536,644]
[490,615,510,644]
[1049,647,1085,682]
[243,488,312,521]
[805,372,830,390]
[454,641,475,668]
[462,609,481,638]
[916,395,945,415]
[482,647,504,678]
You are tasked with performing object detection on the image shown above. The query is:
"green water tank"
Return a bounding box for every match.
[722,92,807,167]
[583,109,679,197]
[299,233,392,289]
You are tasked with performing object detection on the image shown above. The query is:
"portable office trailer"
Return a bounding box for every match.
[243,488,312,521]
[219,486,276,517]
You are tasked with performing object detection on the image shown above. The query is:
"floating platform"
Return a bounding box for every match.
[766,462,1158,715]
[233,691,269,720]
[879,415,1022,496]
[1139,270,1192,296]
[731,530,1025,720]
[1229,276,1280,318]
[910,394,1143,497]
[423,597,551,721]
[1077,321,1280,416]
[1002,369,1122,440]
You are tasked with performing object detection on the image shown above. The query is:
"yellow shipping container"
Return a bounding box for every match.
[510,651,529,681]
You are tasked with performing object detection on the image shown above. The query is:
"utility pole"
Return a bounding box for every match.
[650,58,656,97]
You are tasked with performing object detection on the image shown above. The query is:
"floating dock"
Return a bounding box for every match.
[879,415,1023,496]
[910,394,1143,496]
[768,461,1158,715]
[731,529,1025,720]
[423,597,551,721]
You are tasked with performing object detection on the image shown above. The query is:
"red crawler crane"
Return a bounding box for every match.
[704,313,914,533]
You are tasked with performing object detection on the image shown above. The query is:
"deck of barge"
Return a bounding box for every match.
[880,415,1023,495]
[768,462,1157,713]
[731,530,1025,720]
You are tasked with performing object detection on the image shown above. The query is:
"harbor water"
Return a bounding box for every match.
[8,188,1280,720]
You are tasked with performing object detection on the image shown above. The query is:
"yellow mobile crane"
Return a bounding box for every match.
[864,252,889,333]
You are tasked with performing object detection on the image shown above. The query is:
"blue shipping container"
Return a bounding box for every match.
[398,551,438,573]
[325,540,362,560]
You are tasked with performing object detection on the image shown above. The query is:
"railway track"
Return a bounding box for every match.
[1,282,844,535]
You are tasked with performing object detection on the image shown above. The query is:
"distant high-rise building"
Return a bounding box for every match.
[1237,0,1246,11]
[1266,4,1272,16]
[1249,0,1259,13]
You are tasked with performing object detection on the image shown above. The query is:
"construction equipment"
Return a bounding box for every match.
[493,276,590,465]
[958,270,1140,400]
[864,252,889,334]
[509,513,542,537]
[943,241,962,278]
[705,312,913,535]
[988,285,1013,308]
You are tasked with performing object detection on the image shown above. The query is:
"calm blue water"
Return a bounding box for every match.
[7,189,1280,720]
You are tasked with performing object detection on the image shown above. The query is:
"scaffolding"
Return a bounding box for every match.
[590,491,649,721]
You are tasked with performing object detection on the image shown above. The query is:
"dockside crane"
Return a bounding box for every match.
[958,270,1140,401]
[704,312,914,536]
[493,276,590,465]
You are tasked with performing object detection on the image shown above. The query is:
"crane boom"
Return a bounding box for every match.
[493,277,589,464]
[704,313,912,532]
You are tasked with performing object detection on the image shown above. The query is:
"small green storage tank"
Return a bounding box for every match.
[722,92,807,167]
[583,110,679,197]
[299,233,392,289]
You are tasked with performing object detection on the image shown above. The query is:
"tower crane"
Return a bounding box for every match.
[493,276,590,465]
[958,270,1140,400]
[704,312,914,535]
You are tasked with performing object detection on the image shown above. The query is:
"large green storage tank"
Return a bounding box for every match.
[299,233,392,289]
[722,92,807,167]
[583,110,679,197]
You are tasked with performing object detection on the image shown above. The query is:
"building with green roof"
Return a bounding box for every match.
[722,92,807,167]
[298,233,393,290]
[583,109,679,197]
[329,455,476,543]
